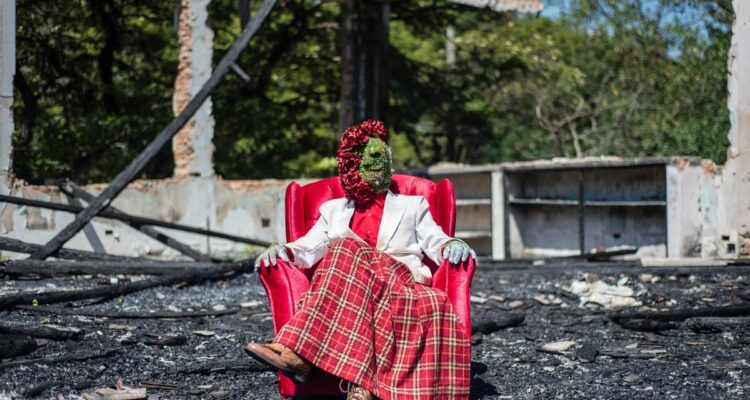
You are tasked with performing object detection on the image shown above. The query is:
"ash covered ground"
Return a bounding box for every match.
[1,262,748,399]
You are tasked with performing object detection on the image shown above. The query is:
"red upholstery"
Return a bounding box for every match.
[258,174,475,398]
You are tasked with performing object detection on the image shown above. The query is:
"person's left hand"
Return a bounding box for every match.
[442,240,476,264]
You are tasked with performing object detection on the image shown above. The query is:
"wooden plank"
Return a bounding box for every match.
[0,260,253,309]
[60,180,213,262]
[0,259,237,276]
[0,236,140,262]
[28,0,278,260]
[64,192,107,254]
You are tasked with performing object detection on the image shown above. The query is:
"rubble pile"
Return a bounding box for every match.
[0,262,748,399]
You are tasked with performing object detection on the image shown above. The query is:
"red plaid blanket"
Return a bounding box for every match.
[276,237,471,399]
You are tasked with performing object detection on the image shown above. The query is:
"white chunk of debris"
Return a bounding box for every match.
[83,386,147,400]
[193,330,215,337]
[508,300,524,309]
[564,277,641,309]
[240,300,263,308]
[470,295,488,304]
[542,341,576,353]
[212,304,227,311]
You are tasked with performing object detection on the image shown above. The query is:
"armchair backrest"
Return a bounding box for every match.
[285,174,456,267]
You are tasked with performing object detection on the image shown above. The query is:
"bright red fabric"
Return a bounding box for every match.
[275,238,471,400]
[349,191,387,247]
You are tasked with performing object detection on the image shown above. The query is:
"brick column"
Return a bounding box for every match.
[173,0,215,178]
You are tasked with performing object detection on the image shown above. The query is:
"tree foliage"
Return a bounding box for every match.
[11,0,733,183]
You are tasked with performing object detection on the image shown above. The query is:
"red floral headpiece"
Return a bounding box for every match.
[337,119,389,204]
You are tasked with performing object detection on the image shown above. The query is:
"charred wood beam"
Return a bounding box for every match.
[18,305,240,319]
[0,334,37,359]
[0,259,241,276]
[60,180,215,262]
[0,237,140,262]
[611,304,750,324]
[23,379,95,398]
[0,194,271,247]
[683,317,750,333]
[0,348,121,371]
[472,313,525,334]
[28,0,278,260]
[0,321,84,340]
[174,359,273,375]
[0,260,254,310]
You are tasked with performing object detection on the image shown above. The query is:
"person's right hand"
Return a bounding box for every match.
[255,243,290,269]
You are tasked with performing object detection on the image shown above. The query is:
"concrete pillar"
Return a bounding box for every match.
[0,0,15,182]
[725,1,750,256]
[173,0,215,178]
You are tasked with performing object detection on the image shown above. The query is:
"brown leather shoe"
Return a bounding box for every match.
[347,384,373,400]
[244,342,313,382]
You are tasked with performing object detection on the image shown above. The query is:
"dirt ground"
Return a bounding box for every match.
[1,261,748,399]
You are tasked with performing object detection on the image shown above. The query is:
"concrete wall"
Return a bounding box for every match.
[0,177,303,259]
[0,0,15,188]
[723,0,750,256]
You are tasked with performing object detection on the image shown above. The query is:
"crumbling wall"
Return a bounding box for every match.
[723,0,750,257]
[0,177,301,259]
[0,0,15,193]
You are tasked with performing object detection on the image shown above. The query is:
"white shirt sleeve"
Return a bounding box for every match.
[285,212,331,269]
[415,197,454,265]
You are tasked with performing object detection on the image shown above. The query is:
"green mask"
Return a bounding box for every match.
[358,137,393,193]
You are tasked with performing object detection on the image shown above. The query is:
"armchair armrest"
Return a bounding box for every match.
[257,259,311,334]
[431,256,476,338]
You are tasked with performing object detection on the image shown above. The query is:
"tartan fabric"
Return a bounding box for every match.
[275,237,471,400]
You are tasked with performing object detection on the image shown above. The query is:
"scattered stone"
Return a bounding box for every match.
[192,330,215,337]
[539,341,576,354]
[565,278,641,309]
[471,333,483,345]
[240,300,263,309]
[212,304,227,311]
[533,295,551,305]
[508,300,524,309]
[0,333,37,359]
[210,390,229,399]
[488,295,506,302]
[471,295,488,304]
[576,342,598,363]
[622,372,639,383]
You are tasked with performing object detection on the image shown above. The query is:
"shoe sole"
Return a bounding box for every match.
[243,346,310,384]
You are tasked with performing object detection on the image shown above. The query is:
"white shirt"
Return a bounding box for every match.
[285,190,455,285]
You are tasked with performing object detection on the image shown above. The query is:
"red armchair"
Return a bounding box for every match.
[258,174,476,398]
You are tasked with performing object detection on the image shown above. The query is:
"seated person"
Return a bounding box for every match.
[246,120,474,400]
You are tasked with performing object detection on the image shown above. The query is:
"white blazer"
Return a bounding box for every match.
[286,190,456,285]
